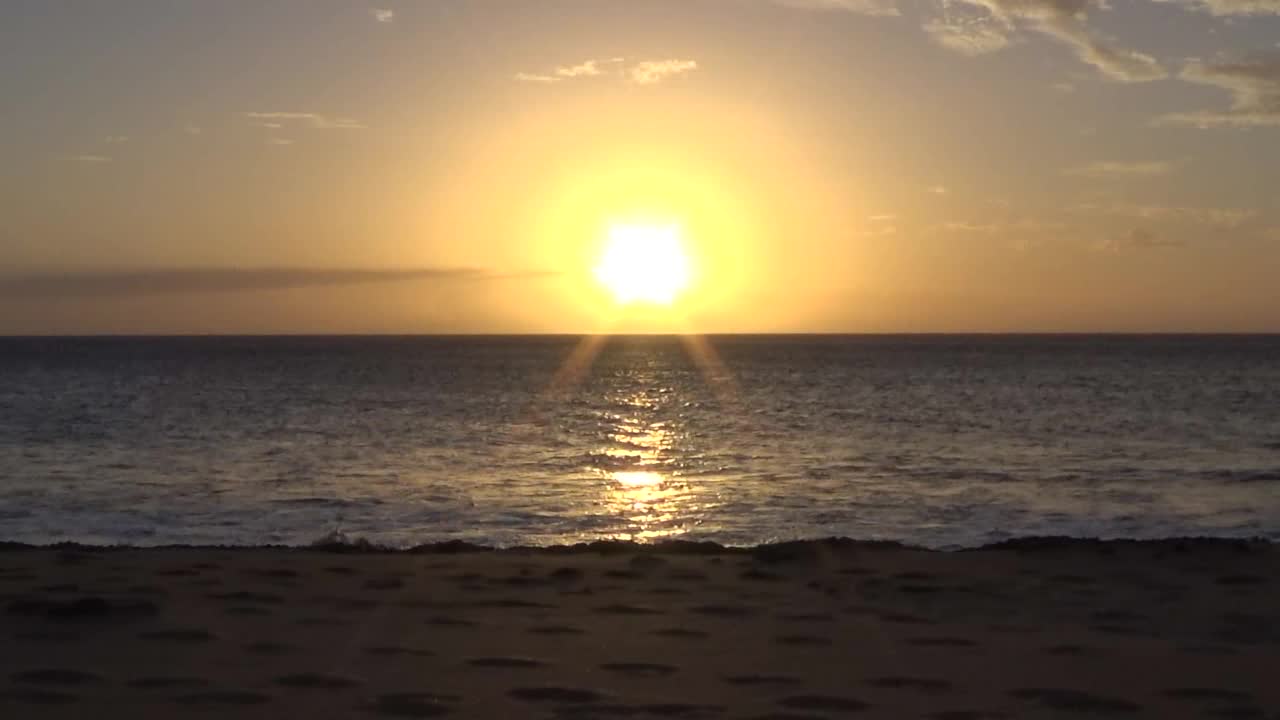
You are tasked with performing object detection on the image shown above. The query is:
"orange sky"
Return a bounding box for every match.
[2,1,1278,334]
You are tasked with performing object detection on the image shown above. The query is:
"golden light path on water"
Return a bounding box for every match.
[598,406,687,541]
[545,327,737,540]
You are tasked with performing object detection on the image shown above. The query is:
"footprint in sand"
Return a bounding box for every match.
[208,590,284,604]
[1010,688,1140,714]
[139,628,215,643]
[1043,644,1098,657]
[723,674,802,688]
[244,641,295,656]
[599,662,678,677]
[128,677,209,690]
[594,603,664,616]
[527,624,585,636]
[7,595,159,620]
[364,692,460,717]
[652,628,709,640]
[908,637,976,648]
[174,690,272,706]
[426,615,478,627]
[689,604,756,618]
[777,694,871,712]
[296,616,354,628]
[1,688,81,705]
[364,577,406,591]
[776,634,832,647]
[1163,688,1254,703]
[226,605,273,617]
[868,676,952,694]
[365,645,435,658]
[778,612,835,623]
[274,673,361,689]
[11,669,106,686]
[509,686,606,704]
[468,657,546,669]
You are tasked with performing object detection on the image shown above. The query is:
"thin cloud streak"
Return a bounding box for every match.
[516,58,697,85]
[1155,54,1280,128]
[0,268,552,300]
[1064,160,1175,178]
[242,112,366,129]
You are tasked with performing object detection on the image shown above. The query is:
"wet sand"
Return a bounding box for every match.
[1,538,1277,719]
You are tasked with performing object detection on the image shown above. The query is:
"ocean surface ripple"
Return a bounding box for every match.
[1,335,1277,548]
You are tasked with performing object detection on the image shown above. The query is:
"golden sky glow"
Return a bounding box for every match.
[1,1,1279,333]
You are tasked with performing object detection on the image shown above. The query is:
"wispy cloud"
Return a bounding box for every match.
[1099,227,1184,251]
[1075,202,1257,228]
[75,155,111,163]
[184,125,202,136]
[924,0,1166,82]
[105,136,129,144]
[1154,54,1280,128]
[372,8,394,23]
[1064,160,1175,178]
[514,72,560,84]
[268,138,295,146]
[940,219,1065,233]
[558,58,622,78]
[767,0,901,16]
[630,60,699,85]
[243,112,366,130]
[0,268,524,300]
[1150,0,1280,15]
[516,58,697,85]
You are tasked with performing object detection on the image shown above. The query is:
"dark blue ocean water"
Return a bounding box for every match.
[0,335,1277,548]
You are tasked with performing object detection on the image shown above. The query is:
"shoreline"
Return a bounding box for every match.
[2,534,1275,555]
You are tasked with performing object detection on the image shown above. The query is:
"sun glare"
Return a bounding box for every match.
[595,224,691,306]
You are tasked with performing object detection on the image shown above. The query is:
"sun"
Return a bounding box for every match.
[594,224,692,306]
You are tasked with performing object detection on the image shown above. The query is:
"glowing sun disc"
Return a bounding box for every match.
[595,224,691,306]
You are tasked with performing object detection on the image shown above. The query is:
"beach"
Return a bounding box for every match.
[1,538,1276,719]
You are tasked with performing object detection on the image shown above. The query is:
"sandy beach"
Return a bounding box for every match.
[1,538,1277,719]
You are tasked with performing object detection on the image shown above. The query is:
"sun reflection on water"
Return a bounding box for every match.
[596,390,697,541]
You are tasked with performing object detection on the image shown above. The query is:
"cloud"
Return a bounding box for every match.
[1075,202,1257,228]
[1150,0,1280,15]
[767,0,901,15]
[372,8,394,22]
[0,268,522,300]
[923,15,1011,55]
[75,155,111,163]
[105,136,129,144]
[1154,54,1280,128]
[1100,227,1184,251]
[940,219,1064,233]
[514,72,560,83]
[516,58,697,85]
[928,185,949,194]
[268,138,294,146]
[557,58,623,78]
[184,125,202,135]
[630,59,699,85]
[243,112,366,129]
[1064,160,1175,178]
[925,1,1165,82]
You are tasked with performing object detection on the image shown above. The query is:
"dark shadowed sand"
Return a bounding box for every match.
[1,538,1277,719]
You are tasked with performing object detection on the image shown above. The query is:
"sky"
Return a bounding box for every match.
[1,0,1278,334]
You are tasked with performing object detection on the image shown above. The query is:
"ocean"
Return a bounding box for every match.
[1,335,1277,548]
